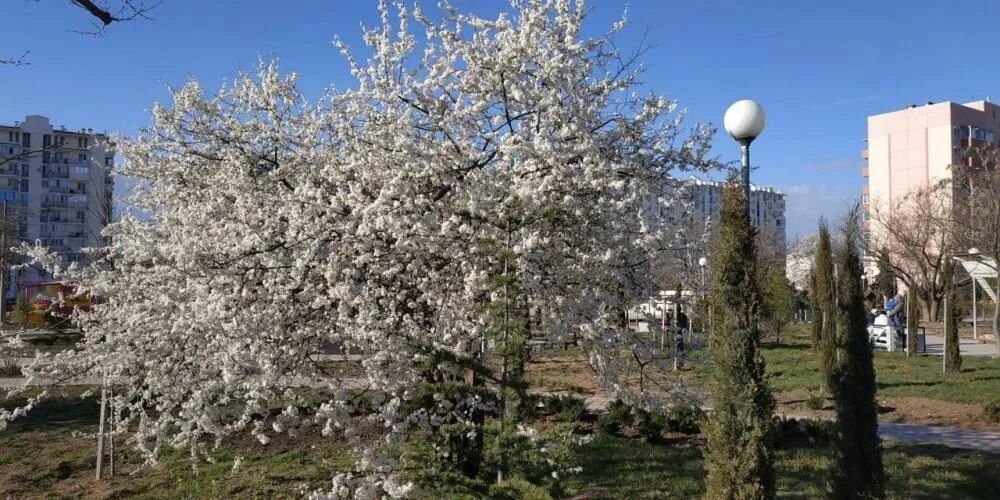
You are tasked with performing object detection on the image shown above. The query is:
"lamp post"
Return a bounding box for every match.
[699,256,708,334]
[724,100,766,218]
[970,247,980,340]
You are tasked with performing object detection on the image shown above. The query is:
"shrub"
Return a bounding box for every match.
[664,404,705,435]
[595,400,632,436]
[538,395,586,423]
[774,417,834,449]
[983,401,1000,423]
[635,408,667,441]
[488,478,552,500]
[805,393,825,411]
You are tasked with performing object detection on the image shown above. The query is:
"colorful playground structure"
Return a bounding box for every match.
[21,281,92,326]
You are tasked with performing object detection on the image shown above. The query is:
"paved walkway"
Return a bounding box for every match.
[921,334,997,356]
[879,422,1000,453]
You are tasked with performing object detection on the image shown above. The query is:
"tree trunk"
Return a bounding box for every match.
[994,299,1000,357]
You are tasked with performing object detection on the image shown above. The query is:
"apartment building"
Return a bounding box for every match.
[0,115,114,303]
[862,100,1000,275]
[647,175,787,249]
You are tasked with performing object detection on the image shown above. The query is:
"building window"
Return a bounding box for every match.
[21,133,30,148]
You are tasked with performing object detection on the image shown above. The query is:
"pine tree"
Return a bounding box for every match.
[704,180,775,499]
[827,209,885,499]
[943,258,962,374]
[813,221,836,380]
[906,293,920,356]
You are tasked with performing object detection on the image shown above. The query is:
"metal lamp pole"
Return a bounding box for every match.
[699,257,708,334]
[970,247,980,340]
[724,100,766,219]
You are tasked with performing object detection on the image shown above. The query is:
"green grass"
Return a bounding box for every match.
[569,435,1000,499]
[2,388,1000,498]
[0,391,355,499]
[745,323,1000,405]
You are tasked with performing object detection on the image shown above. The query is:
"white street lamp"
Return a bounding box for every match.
[724,100,766,216]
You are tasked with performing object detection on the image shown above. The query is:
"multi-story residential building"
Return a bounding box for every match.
[646,175,787,250]
[683,176,786,248]
[862,100,1000,276]
[0,115,114,304]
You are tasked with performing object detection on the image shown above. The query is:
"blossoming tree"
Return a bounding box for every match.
[4,0,719,496]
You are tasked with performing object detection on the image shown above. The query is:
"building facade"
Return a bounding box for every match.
[0,115,114,303]
[647,175,787,250]
[862,100,1000,275]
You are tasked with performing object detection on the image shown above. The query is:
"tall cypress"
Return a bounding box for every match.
[813,221,836,380]
[828,209,885,499]
[704,180,775,499]
[809,269,821,351]
[943,258,962,373]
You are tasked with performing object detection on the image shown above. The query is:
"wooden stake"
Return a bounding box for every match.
[96,381,107,480]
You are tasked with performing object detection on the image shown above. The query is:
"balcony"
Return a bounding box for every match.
[48,186,69,194]
[861,166,869,177]
[69,194,88,208]
[861,185,869,195]
[42,199,68,208]
[861,149,869,160]
[42,169,70,179]
[71,166,89,178]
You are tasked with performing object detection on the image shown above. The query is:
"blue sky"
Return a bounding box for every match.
[4,0,999,239]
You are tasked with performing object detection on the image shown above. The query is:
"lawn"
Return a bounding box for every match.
[3,390,1000,498]
[757,323,1000,405]
[570,435,1000,499]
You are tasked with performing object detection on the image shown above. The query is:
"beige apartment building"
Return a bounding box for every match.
[0,115,115,305]
[862,100,1000,275]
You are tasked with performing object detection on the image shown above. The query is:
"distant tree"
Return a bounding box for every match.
[827,207,885,499]
[762,267,796,344]
[874,248,896,303]
[868,182,954,321]
[943,257,962,374]
[704,179,775,498]
[947,147,1000,356]
[809,269,821,350]
[813,221,835,375]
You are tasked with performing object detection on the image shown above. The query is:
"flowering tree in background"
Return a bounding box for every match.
[3,1,720,496]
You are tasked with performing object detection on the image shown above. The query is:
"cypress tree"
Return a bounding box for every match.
[827,209,885,499]
[704,180,775,499]
[813,221,836,380]
[906,293,920,356]
[943,258,962,373]
[809,269,821,350]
